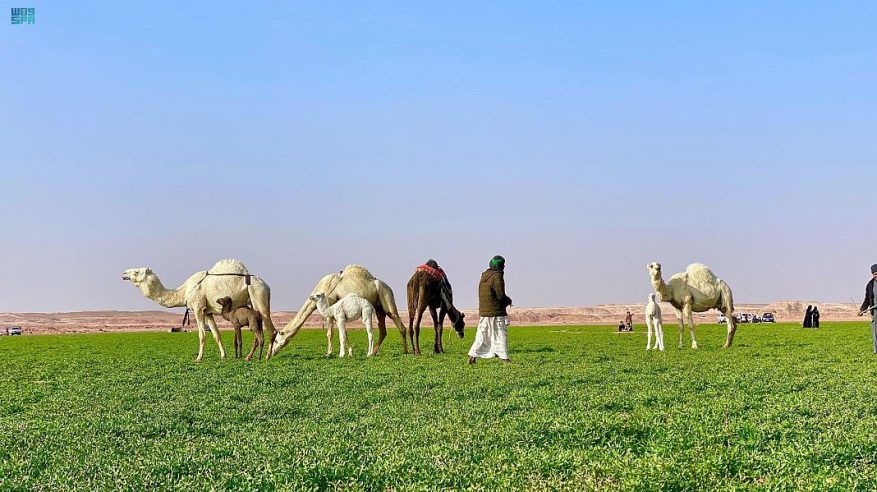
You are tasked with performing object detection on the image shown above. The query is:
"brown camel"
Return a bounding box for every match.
[406,261,465,355]
[216,297,265,361]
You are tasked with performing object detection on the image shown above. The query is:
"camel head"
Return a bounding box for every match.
[216,296,233,313]
[452,312,465,338]
[647,262,662,281]
[122,267,153,286]
[308,293,327,304]
[648,293,657,303]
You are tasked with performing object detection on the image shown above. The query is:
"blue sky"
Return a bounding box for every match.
[1,1,875,311]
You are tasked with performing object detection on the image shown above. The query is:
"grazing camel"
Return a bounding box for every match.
[122,258,276,361]
[216,296,264,361]
[406,261,465,354]
[647,262,737,349]
[645,293,664,351]
[311,292,375,358]
[272,265,408,357]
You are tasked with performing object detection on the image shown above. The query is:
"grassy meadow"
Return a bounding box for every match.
[1,322,877,490]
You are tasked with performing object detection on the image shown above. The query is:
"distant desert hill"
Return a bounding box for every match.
[0,302,865,335]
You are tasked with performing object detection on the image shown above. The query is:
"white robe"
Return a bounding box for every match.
[468,316,509,359]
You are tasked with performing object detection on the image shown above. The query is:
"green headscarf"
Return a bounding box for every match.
[489,255,505,269]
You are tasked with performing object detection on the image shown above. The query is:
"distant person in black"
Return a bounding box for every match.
[812,306,820,328]
[858,264,877,354]
[803,305,813,328]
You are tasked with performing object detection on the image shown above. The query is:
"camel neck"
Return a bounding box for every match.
[314,301,331,318]
[141,276,186,308]
[651,278,670,298]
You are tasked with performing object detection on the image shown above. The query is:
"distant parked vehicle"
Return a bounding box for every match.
[762,313,775,323]
[717,314,728,324]
[7,326,22,336]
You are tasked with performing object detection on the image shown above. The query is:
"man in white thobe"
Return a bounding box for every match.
[468,255,513,364]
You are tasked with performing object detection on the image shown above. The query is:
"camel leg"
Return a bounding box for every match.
[248,279,275,360]
[325,319,335,357]
[413,303,426,356]
[388,310,409,355]
[429,306,441,354]
[233,322,242,359]
[674,308,685,349]
[723,309,737,349]
[407,304,417,355]
[204,315,226,359]
[684,305,698,349]
[373,311,388,356]
[654,319,661,350]
[376,283,409,354]
[337,318,349,358]
[438,309,448,352]
[365,316,375,357]
[645,317,653,350]
[194,309,207,363]
[247,326,263,361]
[245,314,260,361]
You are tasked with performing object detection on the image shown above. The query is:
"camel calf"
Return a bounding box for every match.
[216,297,264,361]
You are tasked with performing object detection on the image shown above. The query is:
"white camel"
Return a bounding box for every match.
[272,265,408,357]
[310,292,376,358]
[647,262,737,349]
[645,293,664,351]
[122,258,276,362]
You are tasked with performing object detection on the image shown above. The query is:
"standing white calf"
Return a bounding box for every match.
[645,293,665,351]
[310,292,376,357]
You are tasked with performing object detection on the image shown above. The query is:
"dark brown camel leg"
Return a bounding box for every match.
[245,314,261,361]
[429,305,441,354]
[233,323,242,359]
[413,302,426,356]
[438,309,448,353]
[407,306,416,355]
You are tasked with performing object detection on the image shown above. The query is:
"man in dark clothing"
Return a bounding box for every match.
[468,255,513,364]
[858,264,877,353]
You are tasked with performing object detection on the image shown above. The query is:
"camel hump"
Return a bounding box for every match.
[210,258,249,274]
[342,264,376,280]
[685,263,718,283]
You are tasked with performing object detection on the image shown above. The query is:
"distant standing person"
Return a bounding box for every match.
[625,310,633,331]
[468,255,513,364]
[803,305,813,328]
[812,306,820,328]
[858,264,877,354]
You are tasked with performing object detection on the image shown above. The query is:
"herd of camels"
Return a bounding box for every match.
[121,258,737,362]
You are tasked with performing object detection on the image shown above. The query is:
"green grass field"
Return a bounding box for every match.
[2,322,877,490]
